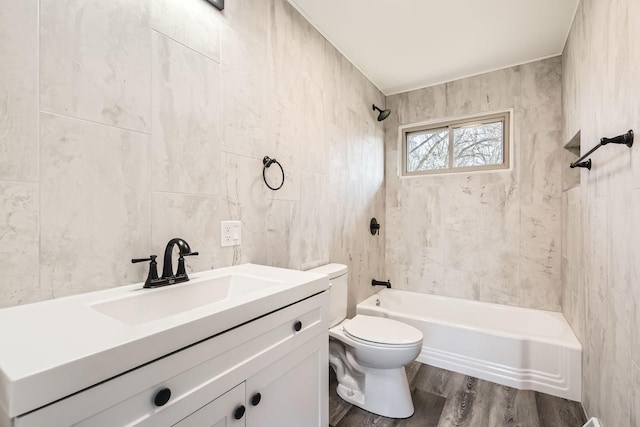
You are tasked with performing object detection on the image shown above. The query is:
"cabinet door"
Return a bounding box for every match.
[173,383,246,427]
[246,334,328,427]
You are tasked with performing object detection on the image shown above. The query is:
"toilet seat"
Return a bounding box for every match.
[342,315,422,347]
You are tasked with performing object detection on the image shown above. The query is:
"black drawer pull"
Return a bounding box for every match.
[251,392,262,406]
[294,320,302,332]
[234,405,246,420]
[153,388,171,407]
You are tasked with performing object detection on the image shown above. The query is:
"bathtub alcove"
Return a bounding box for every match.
[357,289,581,401]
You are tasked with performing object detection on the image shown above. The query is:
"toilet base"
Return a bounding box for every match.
[335,366,414,419]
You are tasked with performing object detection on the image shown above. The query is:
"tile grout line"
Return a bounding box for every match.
[39,110,151,136]
[37,0,45,301]
[150,28,221,65]
[0,179,39,185]
[148,22,154,254]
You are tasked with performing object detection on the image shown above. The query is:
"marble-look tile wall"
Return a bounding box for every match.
[384,58,564,310]
[561,0,640,425]
[0,0,385,316]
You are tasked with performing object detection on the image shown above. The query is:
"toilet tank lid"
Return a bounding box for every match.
[306,263,347,280]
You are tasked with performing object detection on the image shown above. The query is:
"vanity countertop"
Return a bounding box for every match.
[0,264,328,418]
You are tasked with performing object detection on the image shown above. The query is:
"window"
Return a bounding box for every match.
[401,111,510,176]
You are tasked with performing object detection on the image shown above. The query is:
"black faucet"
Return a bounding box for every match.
[131,238,198,288]
[162,238,198,284]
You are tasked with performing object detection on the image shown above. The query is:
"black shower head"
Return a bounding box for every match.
[372,104,391,122]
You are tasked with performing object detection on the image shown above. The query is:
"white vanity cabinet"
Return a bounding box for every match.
[10,291,328,427]
[176,336,326,427]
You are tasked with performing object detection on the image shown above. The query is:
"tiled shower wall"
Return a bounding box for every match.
[0,0,386,315]
[562,0,640,424]
[384,57,564,310]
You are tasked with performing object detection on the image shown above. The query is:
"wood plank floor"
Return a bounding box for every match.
[330,362,586,427]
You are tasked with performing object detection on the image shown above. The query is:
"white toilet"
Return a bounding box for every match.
[308,264,423,419]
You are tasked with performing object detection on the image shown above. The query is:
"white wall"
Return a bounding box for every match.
[0,0,386,316]
[562,0,640,424]
[384,57,564,311]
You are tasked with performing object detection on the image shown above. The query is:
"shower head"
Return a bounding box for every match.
[372,104,391,122]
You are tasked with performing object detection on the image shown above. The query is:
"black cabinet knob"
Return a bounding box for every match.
[294,321,302,332]
[153,388,171,407]
[251,392,262,406]
[234,405,246,420]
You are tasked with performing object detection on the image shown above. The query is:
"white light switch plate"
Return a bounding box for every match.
[221,221,242,247]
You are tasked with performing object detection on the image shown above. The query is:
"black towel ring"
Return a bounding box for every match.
[262,156,285,191]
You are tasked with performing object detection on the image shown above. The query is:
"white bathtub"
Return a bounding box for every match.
[356,289,581,401]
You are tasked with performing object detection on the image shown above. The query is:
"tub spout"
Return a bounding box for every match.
[372,279,391,288]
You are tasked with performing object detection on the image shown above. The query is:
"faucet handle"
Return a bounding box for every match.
[132,255,161,287]
[131,255,157,263]
[176,251,198,277]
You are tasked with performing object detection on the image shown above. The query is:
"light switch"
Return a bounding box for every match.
[221,221,242,247]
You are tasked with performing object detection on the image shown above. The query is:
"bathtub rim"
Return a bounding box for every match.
[358,289,581,351]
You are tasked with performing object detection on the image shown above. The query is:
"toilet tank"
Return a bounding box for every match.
[307,264,348,327]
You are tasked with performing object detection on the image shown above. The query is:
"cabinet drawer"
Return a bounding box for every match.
[16,292,328,427]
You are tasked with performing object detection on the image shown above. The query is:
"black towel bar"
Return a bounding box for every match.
[570,130,634,170]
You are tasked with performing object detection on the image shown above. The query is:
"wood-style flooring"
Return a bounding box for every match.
[329,362,586,427]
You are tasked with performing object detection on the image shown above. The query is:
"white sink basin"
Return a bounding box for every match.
[91,274,285,326]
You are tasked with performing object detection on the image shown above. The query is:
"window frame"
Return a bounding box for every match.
[399,109,512,177]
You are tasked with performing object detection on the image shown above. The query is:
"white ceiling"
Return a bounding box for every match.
[288,0,579,95]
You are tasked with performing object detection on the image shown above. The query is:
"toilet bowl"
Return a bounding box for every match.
[329,315,422,418]
[308,264,423,419]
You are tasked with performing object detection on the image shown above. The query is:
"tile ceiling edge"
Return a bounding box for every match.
[384,53,563,96]
[560,0,582,55]
[287,0,386,98]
